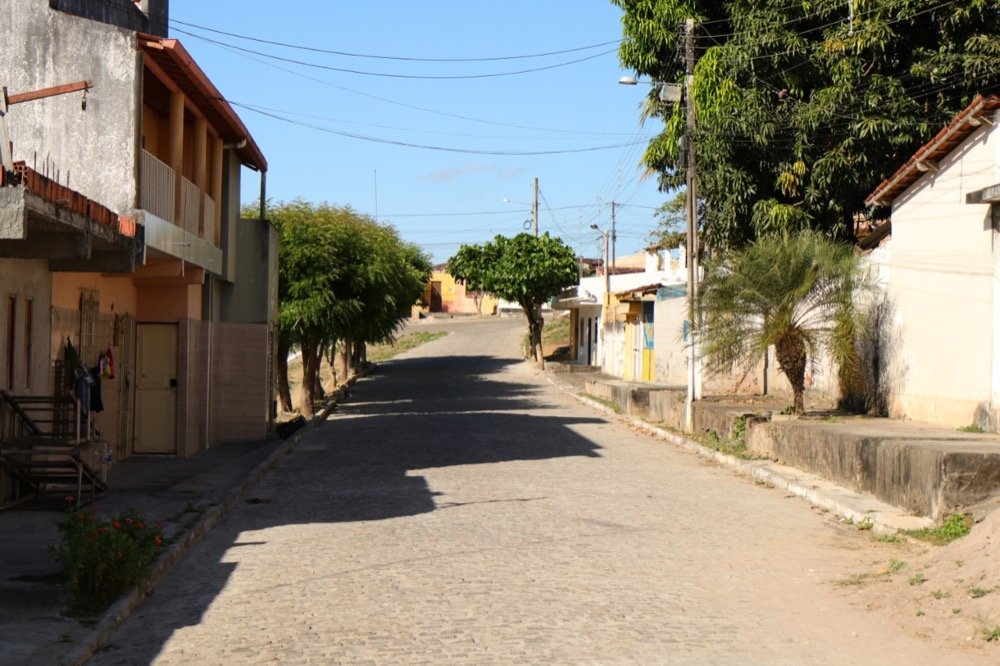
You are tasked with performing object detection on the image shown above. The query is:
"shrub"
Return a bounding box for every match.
[55,509,164,612]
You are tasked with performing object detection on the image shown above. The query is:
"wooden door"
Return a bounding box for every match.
[134,323,177,454]
[430,281,443,312]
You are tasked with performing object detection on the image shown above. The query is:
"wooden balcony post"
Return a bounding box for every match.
[211,136,223,246]
[168,91,185,226]
[194,118,207,235]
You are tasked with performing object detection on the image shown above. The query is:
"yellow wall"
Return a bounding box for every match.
[426,271,497,315]
[137,285,203,322]
[51,273,138,315]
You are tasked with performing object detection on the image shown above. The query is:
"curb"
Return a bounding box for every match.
[67,372,367,665]
[546,374,933,535]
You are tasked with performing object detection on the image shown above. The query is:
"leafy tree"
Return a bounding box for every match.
[645,190,687,251]
[269,200,430,416]
[613,0,999,250]
[448,233,578,368]
[696,231,870,414]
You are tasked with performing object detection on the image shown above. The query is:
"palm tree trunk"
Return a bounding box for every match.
[775,334,807,414]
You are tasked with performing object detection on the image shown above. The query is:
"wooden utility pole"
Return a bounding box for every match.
[1,80,93,174]
[532,176,539,237]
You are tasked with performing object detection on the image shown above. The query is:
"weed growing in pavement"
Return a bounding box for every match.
[872,532,902,544]
[888,558,907,574]
[908,573,928,586]
[696,428,761,461]
[903,514,973,546]
[958,423,984,433]
[969,587,992,599]
[54,509,164,613]
[584,394,622,414]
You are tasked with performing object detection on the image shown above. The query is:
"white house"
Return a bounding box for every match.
[865,95,1000,429]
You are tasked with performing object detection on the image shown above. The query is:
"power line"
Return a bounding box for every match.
[175,29,617,81]
[173,19,620,63]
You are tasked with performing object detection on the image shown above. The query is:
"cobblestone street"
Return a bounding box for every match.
[92,318,981,664]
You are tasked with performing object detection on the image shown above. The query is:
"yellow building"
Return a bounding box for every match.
[424,270,498,316]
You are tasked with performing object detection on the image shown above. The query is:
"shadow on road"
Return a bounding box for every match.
[93,352,606,664]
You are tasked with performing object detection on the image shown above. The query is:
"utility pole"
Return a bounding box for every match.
[610,201,617,278]
[532,176,539,237]
[684,17,702,431]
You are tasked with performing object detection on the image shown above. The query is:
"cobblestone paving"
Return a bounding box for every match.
[92,319,982,664]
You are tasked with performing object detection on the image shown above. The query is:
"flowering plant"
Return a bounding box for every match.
[54,507,164,612]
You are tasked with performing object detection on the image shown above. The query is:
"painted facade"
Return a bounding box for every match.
[866,96,1000,429]
[424,270,498,316]
[1,0,277,506]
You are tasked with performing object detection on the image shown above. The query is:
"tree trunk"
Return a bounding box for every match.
[341,340,353,379]
[276,336,293,413]
[533,303,545,370]
[299,336,321,418]
[775,333,807,414]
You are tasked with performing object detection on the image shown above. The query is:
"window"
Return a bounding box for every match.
[6,296,15,390]
[23,298,32,389]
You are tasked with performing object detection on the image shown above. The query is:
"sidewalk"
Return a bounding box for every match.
[0,380,352,666]
[545,364,1000,527]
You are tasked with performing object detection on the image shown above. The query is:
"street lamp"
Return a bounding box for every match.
[618,75,684,103]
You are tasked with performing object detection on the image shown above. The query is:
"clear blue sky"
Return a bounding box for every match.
[170,0,667,264]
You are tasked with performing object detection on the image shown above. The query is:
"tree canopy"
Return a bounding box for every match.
[448,233,578,366]
[613,0,999,250]
[270,200,430,415]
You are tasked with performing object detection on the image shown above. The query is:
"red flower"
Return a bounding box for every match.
[154,535,163,547]
[135,521,144,530]
[112,521,122,530]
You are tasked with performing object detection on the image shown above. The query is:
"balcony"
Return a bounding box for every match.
[139,149,222,273]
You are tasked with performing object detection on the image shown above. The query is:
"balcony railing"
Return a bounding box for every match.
[179,176,200,237]
[139,149,174,222]
[202,193,215,243]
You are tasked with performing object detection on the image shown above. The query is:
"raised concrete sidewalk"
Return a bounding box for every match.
[549,365,1000,523]
[0,380,354,666]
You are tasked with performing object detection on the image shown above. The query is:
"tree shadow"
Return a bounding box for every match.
[91,351,606,664]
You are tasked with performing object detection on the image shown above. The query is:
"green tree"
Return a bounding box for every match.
[270,200,430,416]
[696,231,869,414]
[448,233,578,368]
[613,0,999,250]
[646,189,687,251]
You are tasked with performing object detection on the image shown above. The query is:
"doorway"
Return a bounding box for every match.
[430,281,443,312]
[134,323,177,454]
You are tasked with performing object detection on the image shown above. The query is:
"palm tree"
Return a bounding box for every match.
[695,230,870,414]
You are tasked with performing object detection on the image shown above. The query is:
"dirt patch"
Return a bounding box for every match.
[842,510,1000,657]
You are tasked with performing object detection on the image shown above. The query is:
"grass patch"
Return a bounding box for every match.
[695,428,763,460]
[930,589,950,600]
[969,586,992,599]
[982,626,1000,642]
[368,330,448,362]
[958,424,984,433]
[585,394,623,414]
[872,532,903,544]
[909,573,927,586]
[889,558,907,574]
[902,514,973,546]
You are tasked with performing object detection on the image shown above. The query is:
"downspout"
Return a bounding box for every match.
[259,169,267,222]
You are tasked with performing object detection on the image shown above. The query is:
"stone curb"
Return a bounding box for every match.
[67,372,367,666]
[546,375,934,535]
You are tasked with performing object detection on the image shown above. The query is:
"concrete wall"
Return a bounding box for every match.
[887,113,1000,428]
[219,218,279,325]
[48,0,168,37]
[210,322,271,443]
[0,260,52,395]
[1,1,140,213]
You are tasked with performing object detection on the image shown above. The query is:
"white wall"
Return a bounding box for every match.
[0,1,140,212]
[886,113,999,428]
